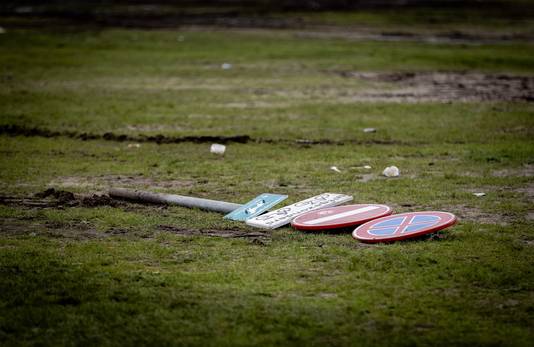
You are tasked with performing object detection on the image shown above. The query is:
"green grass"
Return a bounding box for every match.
[0,25,533,346]
[1,30,534,137]
[291,7,534,35]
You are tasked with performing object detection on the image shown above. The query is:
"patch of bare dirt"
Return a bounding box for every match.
[0,189,271,241]
[296,29,534,45]
[492,164,534,177]
[35,187,76,203]
[1,212,266,242]
[514,183,534,203]
[451,205,510,225]
[393,203,511,225]
[0,188,123,209]
[339,71,534,102]
[0,217,106,240]
[157,224,271,242]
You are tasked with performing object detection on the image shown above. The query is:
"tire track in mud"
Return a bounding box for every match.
[0,124,406,146]
[0,124,251,144]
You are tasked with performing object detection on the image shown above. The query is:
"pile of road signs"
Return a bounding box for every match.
[229,193,456,243]
[245,193,353,229]
[109,189,456,242]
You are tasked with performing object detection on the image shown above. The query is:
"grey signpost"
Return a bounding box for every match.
[109,188,241,214]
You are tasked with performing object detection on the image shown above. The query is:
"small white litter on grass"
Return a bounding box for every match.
[473,192,486,197]
[363,128,376,133]
[363,165,372,169]
[330,166,342,173]
[382,166,400,177]
[127,143,141,148]
[221,63,233,70]
[210,143,226,155]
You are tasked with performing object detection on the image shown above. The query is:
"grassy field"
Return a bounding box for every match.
[1,9,533,347]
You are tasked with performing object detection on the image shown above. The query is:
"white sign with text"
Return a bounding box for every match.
[245,193,353,229]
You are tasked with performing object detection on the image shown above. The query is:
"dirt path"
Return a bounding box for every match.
[340,71,534,102]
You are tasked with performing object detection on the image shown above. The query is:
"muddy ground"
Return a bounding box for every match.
[1,187,530,239]
[2,1,534,44]
[341,71,534,102]
[0,125,251,144]
[0,188,123,208]
[3,70,534,148]
[0,188,271,241]
[0,124,409,146]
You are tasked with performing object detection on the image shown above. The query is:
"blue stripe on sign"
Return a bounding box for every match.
[372,217,405,228]
[368,227,398,236]
[412,215,440,224]
[403,224,433,233]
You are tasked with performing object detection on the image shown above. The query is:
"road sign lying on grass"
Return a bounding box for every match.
[246,193,353,229]
[291,204,392,231]
[353,211,457,243]
[224,193,288,221]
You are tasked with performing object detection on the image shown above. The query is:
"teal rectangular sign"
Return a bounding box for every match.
[224,193,288,221]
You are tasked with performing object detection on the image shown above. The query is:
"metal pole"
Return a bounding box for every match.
[109,188,241,214]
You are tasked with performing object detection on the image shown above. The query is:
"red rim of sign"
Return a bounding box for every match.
[352,211,457,243]
[291,204,393,231]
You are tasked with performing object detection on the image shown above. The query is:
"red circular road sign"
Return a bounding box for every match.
[353,211,457,243]
[291,204,393,231]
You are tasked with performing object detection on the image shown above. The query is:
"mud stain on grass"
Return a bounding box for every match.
[514,183,534,203]
[296,29,534,45]
[158,224,270,240]
[0,124,408,146]
[0,217,106,240]
[0,125,251,144]
[0,188,123,209]
[0,218,271,241]
[394,203,511,226]
[492,164,534,177]
[0,189,270,241]
[449,205,512,226]
[339,71,534,102]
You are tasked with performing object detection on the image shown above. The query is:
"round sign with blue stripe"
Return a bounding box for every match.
[353,211,457,243]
